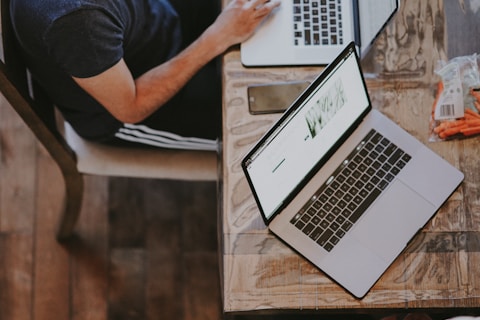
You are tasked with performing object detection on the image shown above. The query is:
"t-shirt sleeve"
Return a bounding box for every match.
[45,9,124,78]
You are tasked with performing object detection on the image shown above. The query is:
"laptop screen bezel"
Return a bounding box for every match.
[241,42,373,225]
[354,0,399,56]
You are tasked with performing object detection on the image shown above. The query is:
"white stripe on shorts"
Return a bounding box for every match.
[115,123,218,151]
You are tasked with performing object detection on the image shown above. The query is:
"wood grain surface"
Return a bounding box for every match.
[221,0,480,315]
[0,96,221,319]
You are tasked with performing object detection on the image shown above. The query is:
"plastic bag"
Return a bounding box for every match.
[429,53,480,141]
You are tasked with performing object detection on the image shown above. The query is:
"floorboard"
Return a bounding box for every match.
[0,95,222,320]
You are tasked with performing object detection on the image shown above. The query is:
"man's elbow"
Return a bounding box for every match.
[114,114,148,124]
[110,107,150,124]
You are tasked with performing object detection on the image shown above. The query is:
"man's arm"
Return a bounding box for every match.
[73,0,280,124]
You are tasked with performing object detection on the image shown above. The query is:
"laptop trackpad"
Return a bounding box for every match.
[352,180,435,262]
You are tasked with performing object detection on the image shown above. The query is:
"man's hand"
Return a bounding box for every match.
[207,0,281,51]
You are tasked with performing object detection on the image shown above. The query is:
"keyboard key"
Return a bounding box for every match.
[303,223,315,235]
[388,149,404,165]
[349,188,381,223]
[317,229,333,246]
[310,227,323,240]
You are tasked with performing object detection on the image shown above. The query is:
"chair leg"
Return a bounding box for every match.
[56,171,84,241]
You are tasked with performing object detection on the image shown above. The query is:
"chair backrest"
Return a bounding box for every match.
[0,0,78,169]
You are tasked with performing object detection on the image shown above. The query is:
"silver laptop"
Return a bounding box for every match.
[241,42,464,298]
[241,0,398,66]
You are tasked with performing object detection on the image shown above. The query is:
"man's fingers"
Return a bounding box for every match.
[252,0,280,18]
[252,0,280,10]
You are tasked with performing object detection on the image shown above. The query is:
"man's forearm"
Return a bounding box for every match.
[73,0,280,124]
[132,25,227,121]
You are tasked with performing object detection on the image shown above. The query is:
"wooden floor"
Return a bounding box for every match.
[0,94,221,319]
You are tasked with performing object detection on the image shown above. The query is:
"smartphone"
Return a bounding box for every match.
[248,81,311,114]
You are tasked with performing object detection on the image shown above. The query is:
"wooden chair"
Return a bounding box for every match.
[0,0,218,241]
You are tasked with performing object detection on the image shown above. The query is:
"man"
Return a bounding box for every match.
[10,0,280,150]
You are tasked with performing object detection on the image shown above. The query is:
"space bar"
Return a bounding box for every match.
[348,188,382,223]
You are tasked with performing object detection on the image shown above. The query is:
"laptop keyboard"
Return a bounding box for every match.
[290,129,411,252]
[293,0,344,46]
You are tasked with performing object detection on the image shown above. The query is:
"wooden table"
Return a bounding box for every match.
[220,0,480,317]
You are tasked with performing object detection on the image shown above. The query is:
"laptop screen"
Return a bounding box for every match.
[357,0,398,49]
[243,44,371,222]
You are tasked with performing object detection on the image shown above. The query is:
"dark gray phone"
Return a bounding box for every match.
[248,81,310,114]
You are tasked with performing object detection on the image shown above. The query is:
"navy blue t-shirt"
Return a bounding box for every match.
[10,0,182,141]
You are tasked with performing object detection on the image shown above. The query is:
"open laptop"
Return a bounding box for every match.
[241,0,399,66]
[241,42,464,298]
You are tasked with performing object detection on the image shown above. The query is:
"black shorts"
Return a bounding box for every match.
[106,0,222,150]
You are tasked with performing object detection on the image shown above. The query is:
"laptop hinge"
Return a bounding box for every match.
[352,0,361,48]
